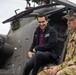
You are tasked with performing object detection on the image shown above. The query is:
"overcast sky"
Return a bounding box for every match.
[0,0,76,35]
[0,0,27,34]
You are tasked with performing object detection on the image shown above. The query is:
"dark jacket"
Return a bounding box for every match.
[29,25,58,58]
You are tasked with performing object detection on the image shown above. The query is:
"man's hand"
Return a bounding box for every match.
[49,66,58,75]
[28,51,35,58]
[33,48,36,53]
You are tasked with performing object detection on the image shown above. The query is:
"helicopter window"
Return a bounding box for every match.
[11,20,20,31]
[48,12,67,59]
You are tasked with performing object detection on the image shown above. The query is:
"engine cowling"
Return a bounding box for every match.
[0,36,14,68]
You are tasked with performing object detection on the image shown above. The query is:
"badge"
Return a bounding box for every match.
[45,34,50,37]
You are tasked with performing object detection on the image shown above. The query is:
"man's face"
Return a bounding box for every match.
[37,17,48,31]
[67,19,76,31]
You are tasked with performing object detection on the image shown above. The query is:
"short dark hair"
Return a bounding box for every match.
[37,14,48,20]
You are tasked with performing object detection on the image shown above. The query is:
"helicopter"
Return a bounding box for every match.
[0,0,76,75]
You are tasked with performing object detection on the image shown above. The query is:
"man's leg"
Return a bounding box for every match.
[38,65,76,75]
[32,52,55,75]
[57,65,76,75]
[23,55,35,75]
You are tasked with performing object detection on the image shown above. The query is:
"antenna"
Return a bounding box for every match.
[15,9,19,15]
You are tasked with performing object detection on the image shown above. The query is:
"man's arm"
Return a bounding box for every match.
[49,66,58,75]
[29,31,37,52]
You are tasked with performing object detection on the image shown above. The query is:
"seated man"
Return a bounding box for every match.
[23,14,58,75]
[37,10,76,75]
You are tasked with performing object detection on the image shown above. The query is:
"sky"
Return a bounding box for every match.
[0,0,27,34]
[0,0,76,35]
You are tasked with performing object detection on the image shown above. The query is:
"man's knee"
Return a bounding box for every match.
[35,53,43,60]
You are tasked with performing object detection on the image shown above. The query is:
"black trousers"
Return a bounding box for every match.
[23,52,56,75]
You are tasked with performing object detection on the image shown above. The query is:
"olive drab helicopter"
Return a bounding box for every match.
[0,0,76,75]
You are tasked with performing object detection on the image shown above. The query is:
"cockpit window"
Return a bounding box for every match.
[11,20,20,31]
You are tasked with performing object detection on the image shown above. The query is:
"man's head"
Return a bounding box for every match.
[63,10,76,31]
[37,14,48,31]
